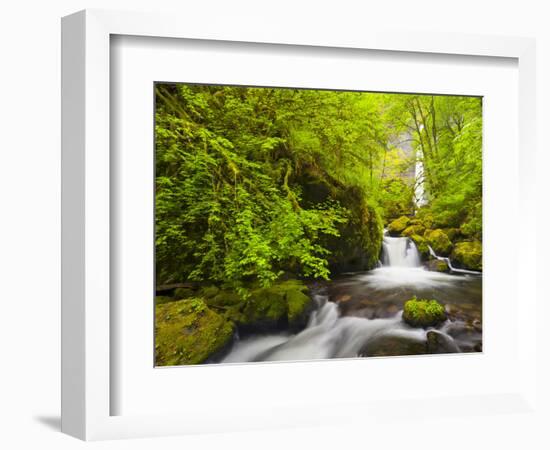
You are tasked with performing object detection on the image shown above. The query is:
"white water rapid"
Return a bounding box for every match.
[222,292,425,363]
[218,234,480,364]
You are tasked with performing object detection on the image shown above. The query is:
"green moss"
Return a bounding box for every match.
[199,285,220,299]
[155,298,235,366]
[415,210,434,229]
[402,224,426,237]
[173,287,195,299]
[451,241,482,271]
[424,229,453,256]
[410,234,429,258]
[387,216,410,236]
[442,227,461,242]
[240,280,312,331]
[155,295,176,305]
[402,297,447,328]
[286,288,313,328]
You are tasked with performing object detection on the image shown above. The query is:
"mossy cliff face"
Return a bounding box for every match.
[402,298,447,328]
[451,241,482,271]
[301,178,383,274]
[423,229,453,256]
[155,298,235,366]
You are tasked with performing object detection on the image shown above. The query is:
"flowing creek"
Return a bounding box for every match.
[221,236,482,363]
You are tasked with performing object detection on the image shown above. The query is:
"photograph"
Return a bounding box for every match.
[153,83,483,366]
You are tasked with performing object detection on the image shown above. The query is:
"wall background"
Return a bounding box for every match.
[0,1,547,448]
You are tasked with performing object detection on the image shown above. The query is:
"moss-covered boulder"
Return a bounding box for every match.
[240,280,313,332]
[424,229,453,256]
[451,241,482,271]
[426,259,449,273]
[402,298,447,328]
[409,234,430,259]
[387,216,410,236]
[402,224,426,238]
[199,286,220,299]
[286,285,314,329]
[155,298,235,366]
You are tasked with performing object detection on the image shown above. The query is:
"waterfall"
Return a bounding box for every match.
[414,130,428,209]
[381,236,421,268]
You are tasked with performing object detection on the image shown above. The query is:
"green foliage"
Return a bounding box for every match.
[155,84,483,289]
[155,84,387,289]
[378,178,414,219]
[402,297,447,328]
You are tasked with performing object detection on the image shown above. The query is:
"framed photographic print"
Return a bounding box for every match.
[62,9,538,441]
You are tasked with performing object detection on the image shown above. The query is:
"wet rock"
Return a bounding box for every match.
[373,304,399,318]
[425,259,450,273]
[472,319,482,332]
[359,334,428,357]
[336,294,352,303]
[426,330,460,354]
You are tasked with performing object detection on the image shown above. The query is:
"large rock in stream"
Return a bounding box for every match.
[402,298,447,328]
[205,280,314,334]
[426,330,460,353]
[359,334,428,357]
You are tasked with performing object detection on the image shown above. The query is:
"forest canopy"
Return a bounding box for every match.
[155,84,482,293]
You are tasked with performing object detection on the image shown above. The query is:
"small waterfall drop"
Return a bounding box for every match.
[381,236,421,268]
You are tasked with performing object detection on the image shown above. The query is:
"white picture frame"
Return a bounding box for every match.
[61,9,538,441]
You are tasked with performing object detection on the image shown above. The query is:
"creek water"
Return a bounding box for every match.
[221,236,482,364]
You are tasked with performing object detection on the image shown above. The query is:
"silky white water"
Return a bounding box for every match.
[381,236,421,267]
[222,293,425,363]
[219,233,480,364]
